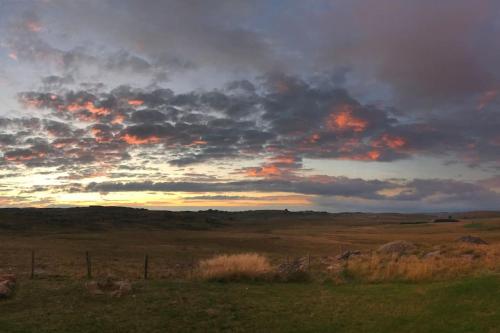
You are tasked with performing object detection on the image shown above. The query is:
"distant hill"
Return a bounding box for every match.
[0,206,332,231]
[453,211,500,219]
[0,206,498,231]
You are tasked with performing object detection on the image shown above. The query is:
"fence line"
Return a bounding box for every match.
[0,250,334,280]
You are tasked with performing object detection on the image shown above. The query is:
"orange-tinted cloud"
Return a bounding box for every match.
[340,150,381,161]
[245,164,283,177]
[26,21,42,32]
[4,151,45,162]
[128,99,144,106]
[477,89,499,111]
[327,105,368,132]
[244,154,301,178]
[122,134,161,145]
[269,155,296,165]
[372,133,407,150]
[66,102,110,116]
[112,113,127,124]
[8,52,18,61]
[308,133,320,143]
[91,128,113,143]
[190,140,208,145]
[367,150,381,160]
[275,80,290,93]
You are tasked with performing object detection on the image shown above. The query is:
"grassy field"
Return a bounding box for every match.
[1,208,500,332]
[1,276,500,332]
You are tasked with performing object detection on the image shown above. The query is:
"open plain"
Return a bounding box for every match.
[1,208,500,332]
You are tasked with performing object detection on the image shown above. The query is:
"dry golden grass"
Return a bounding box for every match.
[2,214,500,281]
[345,243,500,282]
[197,253,272,281]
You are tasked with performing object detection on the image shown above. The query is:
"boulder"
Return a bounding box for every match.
[0,274,16,299]
[85,277,132,297]
[377,241,416,255]
[110,280,132,297]
[336,250,361,261]
[277,257,310,282]
[457,235,488,245]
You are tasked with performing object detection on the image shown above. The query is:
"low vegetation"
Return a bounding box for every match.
[2,276,500,332]
[197,253,272,281]
[344,242,499,282]
[1,208,500,332]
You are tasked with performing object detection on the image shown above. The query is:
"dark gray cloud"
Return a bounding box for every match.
[85,177,392,200]
[8,73,500,171]
[81,175,500,212]
[2,1,500,211]
[49,0,281,73]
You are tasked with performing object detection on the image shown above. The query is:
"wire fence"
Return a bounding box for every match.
[0,249,338,281]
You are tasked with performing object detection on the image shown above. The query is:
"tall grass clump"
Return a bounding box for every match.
[344,243,500,282]
[197,253,272,282]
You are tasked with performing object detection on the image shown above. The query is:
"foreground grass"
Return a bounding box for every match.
[1,276,500,332]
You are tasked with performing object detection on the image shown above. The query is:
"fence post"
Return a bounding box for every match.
[30,250,35,279]
[190,256,194,279]
[86,251,92,279]
[144,254,149,280]
[308,253,311,270]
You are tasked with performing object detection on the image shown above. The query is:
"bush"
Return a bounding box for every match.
[197,253,272,282]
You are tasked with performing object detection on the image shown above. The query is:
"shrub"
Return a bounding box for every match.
[197,253,272,282]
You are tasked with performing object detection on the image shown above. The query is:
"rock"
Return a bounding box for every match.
[377,241,416,255]
[457,235,488,245]
[85,281,104,296]
[336,250,361,260]
[0,274,16,299]
[85,277,132,297]
[423,250,441,259]
[110,281,132,297]
[205,308,220,317]
[277,257,310,282]
[0,282,12,298]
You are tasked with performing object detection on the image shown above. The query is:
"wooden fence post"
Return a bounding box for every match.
[30,250,35,279]
[86,251,92,279]
[190,256,194,279]
[144,254,149,280]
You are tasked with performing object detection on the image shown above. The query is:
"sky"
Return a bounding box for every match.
[0,0,500,212]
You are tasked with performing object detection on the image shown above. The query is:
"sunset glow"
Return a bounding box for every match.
[0,0,499,212]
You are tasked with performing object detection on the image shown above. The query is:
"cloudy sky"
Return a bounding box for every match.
[0,0,500,212]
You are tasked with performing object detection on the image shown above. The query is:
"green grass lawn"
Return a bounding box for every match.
[1,275,499,333]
